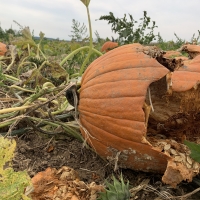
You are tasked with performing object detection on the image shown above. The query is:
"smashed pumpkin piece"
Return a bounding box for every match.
[171,54,200,92]
[78,43,200,187]
[162,160,195,188]
[30,166,104,200]
[180,44,200,59]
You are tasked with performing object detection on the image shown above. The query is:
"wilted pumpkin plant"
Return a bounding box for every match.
[0,136,32,200]
[60,0,102,76]
[0,0,104,140]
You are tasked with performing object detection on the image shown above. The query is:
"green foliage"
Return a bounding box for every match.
[98,174,130,200]
[0,65,6,87]
[65,42,99,76]
[69,19,89,42]
[99,11,157,45]
[184,140,200,162]
[156,33,184,50]
[12,27,37,49]
[42,40,71,56]
[191,30,200,44]
[0,26,21,43]
[0,136,31,200]
[156,30,200,50]
[94,30,105,44]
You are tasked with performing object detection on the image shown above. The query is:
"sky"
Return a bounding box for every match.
[1,0,200,42]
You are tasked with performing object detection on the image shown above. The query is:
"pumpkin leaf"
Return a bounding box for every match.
[12,27,37,49]
[184,140,200,162]
[47,62,69,82]
[23,68,49,86]
[0,136,31,200]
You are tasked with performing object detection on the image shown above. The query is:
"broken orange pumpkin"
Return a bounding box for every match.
[78,43,200,187]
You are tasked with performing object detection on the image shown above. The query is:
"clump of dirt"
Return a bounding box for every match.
[12,132,200,199]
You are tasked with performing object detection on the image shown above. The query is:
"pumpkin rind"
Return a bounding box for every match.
[79,43,170,173]
[171,54,200,92]
[180,44,200,58]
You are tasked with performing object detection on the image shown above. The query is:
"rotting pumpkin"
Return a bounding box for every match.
[78,43,200,187]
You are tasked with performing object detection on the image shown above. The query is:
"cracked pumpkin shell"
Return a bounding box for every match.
[78,43,200,187]
[79,43,170,172]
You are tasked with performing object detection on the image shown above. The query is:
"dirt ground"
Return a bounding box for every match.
[12,131,200,200]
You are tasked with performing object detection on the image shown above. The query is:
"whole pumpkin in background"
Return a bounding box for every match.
[0,42,7,56]
[78,43,200,187]
[101,41,118,52]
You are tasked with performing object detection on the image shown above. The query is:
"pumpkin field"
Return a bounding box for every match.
[1,0,200,199]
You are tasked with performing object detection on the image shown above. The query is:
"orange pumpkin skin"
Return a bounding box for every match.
[0,42,7,56]
[171,54,200,92]
[78,43,170,173]
[101,41,118,53]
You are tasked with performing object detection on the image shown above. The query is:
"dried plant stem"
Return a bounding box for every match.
[172,187,200,200]
[0,105,32,114]
[9,85,35,93]
[4,74,20,82]
[26,116,82,140]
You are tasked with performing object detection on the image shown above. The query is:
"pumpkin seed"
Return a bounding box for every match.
[179,153,186,163]
[186,156,193,165]
[174,156,182,162]
[193,162,199,170]
[170,148,178,155]
[164,144,171,151]
[186,163,192,169]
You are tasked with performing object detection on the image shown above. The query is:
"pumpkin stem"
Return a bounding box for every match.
[60,1,102,74]
[79,5,93,75]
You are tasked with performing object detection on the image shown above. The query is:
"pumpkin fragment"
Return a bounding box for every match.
[179,44,200,58]
[30,166,103,199]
